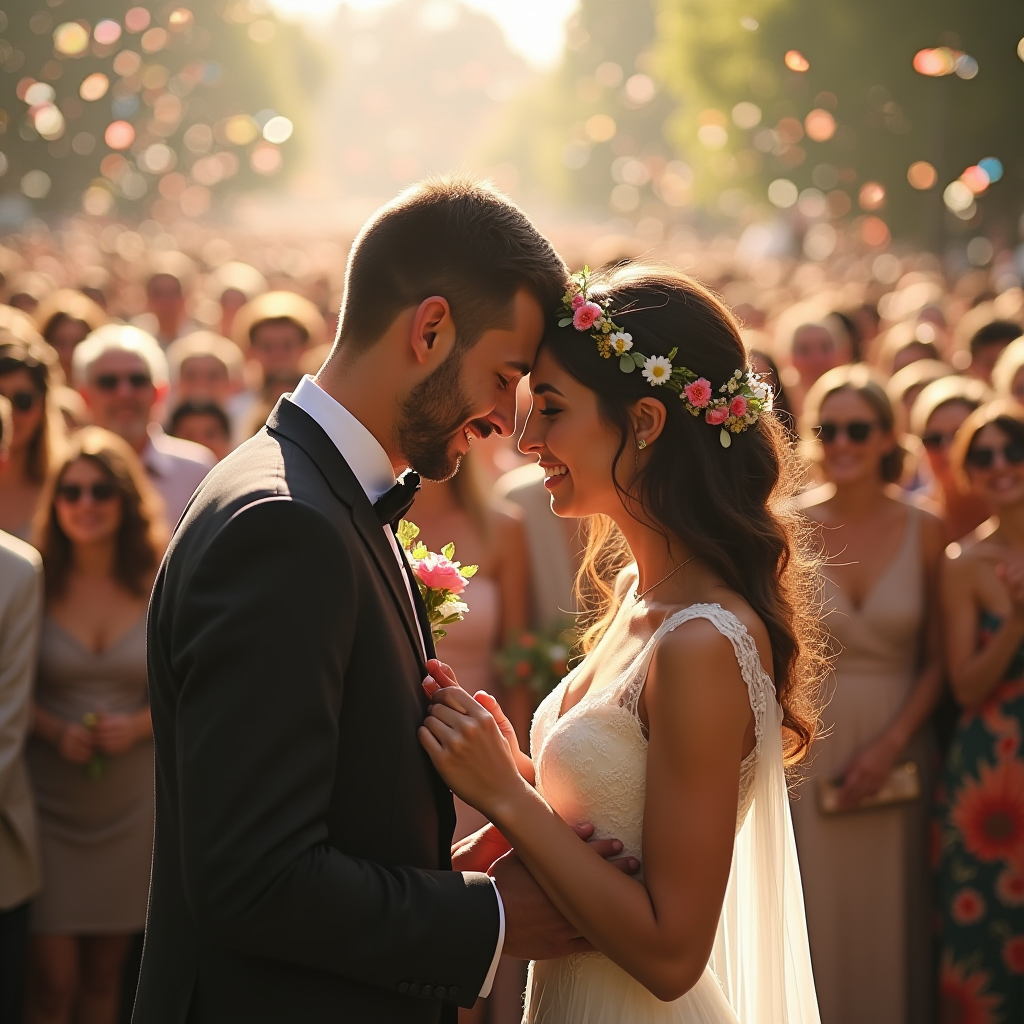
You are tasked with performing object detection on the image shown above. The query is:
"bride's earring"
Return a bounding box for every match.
[637,438,647,450]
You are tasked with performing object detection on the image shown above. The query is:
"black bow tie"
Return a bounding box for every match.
[373,470,421,529]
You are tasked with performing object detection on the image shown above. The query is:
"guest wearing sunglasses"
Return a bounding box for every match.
[909,376,992,544]
[0,336,66,541]
[24,427,165,1024]
[935,400,1024,1024]
[74,325,213,526]
[794,364,945,1024]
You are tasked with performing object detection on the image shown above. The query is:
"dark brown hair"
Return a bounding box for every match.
[336,177,567,353]
[951,399,1024,495]
[0,334,65,483]
[801,364,906,484]
[543,263,823,765]
[34,427,166,598]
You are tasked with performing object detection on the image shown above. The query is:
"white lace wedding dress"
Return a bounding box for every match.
[523,602,820,1024]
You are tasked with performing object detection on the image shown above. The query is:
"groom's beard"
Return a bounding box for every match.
[397,350,475,482]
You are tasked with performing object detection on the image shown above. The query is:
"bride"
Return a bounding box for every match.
[420,264,823,1023]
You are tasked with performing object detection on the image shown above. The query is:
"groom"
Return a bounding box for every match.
[132,179,599,1023]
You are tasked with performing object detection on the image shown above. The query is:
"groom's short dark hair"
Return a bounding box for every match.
[335,177,567,352]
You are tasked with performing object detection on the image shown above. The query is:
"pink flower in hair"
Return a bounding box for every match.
[684,378,712,408]
[573,301,603,331]
[706,406,729,426]
[730,396,748,417]
[571,294,585,309]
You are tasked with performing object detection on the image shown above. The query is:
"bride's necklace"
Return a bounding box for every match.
[634,554,696,602]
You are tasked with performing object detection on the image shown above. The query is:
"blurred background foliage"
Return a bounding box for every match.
[490,0,1024,248]
[0,1,321,221]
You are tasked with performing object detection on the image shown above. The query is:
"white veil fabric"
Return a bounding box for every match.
[711,692,821,1024]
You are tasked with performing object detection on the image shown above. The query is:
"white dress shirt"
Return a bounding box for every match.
[285,376,505,998]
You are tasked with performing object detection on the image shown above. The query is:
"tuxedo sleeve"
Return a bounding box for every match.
[170,496,499,1007]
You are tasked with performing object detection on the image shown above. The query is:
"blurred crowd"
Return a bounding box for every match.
[0,213,1023,1024]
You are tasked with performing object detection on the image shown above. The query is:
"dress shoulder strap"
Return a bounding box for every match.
[623,603,777,753]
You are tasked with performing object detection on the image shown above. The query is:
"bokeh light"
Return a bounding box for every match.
[624,74,656,105]
[1018,37,1024,62]
[262,116,294,144]
[142,28,168,54]
[860,217,890,247]
[33,106,65,141]
[53,22,90,57]
[913,47,957,76]
[24,82,56,106]
[225,115,259,146]
[584,114,616,143]
[731,102,761,129]
[250,142,283,175]
[79,73,110,102]
[907,161,937,189]
[803,223,837,261]
[112,50,142,77]
[978,157,1003,183]
[94,20,122,46]
[104,120,135,150]
[125,7,151,33]
[768,178,798,208]
[82,186,114,216]
[804,109,836,142]
[960,165,990,194]
[784,50,810,72]
[967,237,993,266]
[955,55,979,79]
[21,170,51,199]
[169,9,195,30]
[943,179,974,212]
[858,181,886,211]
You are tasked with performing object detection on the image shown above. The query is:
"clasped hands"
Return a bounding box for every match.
[419,659,639,960]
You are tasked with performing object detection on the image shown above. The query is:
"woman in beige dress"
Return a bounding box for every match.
[25,427,164,1024]
[794,365,945,1024]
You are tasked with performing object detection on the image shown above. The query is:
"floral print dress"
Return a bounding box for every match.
[935,610,1024,1024]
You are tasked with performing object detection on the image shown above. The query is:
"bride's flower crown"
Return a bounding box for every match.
[557,268,774,448]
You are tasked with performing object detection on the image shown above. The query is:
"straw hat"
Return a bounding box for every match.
[231,291,328,352]
[34,288,108,338]
[207,261,268,303]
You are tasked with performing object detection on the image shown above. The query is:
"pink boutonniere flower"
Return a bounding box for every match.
[397,520,478,640]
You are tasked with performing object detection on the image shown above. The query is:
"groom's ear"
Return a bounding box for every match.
[409,296,457,366]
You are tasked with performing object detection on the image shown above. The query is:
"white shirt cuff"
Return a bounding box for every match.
[477,876,505,998]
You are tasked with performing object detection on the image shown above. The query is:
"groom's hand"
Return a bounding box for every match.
[489,832,639,960]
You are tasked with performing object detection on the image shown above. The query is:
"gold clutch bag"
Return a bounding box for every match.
[817,761,921,815]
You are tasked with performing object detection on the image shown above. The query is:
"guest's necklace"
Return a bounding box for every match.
[634,554,696,602]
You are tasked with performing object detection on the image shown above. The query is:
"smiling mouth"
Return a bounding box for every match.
[542,464,568,488]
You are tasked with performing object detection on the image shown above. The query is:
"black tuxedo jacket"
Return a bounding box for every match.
[132,399,500,1024]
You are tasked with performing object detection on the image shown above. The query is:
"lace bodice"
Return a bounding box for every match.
[530,603,774,868]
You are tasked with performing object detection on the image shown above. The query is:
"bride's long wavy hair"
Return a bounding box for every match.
[544,263,824,764]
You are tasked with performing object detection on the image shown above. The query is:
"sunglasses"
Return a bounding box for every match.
[815,420,877,444]
[921,431,957,451]
[93,373,152,392]
[55,481,118,504]
[965,442,1024,470]
[3,390,39,413]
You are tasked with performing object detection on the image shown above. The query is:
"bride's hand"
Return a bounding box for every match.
[419,686,526,817]
[424,659,535,784]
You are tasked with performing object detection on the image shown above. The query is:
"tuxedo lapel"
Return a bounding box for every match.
[267,400,426,670]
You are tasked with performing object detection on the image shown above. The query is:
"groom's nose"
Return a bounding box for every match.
[489,384,517,437]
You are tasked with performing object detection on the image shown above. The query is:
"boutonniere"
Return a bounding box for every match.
[397,520,478,641]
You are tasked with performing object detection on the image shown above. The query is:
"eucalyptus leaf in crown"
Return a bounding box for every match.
[558,268,774,448]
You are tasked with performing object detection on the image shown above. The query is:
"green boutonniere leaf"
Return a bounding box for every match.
[619,354,635,372]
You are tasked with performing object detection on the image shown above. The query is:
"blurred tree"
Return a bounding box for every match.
[490,0,684,229]
[0,0,321,222]
[655,0,1024,246]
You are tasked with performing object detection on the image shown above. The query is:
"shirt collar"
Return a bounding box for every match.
[285,375,396,504]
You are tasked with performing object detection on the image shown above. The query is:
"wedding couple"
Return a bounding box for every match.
[132,178,821,1023]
